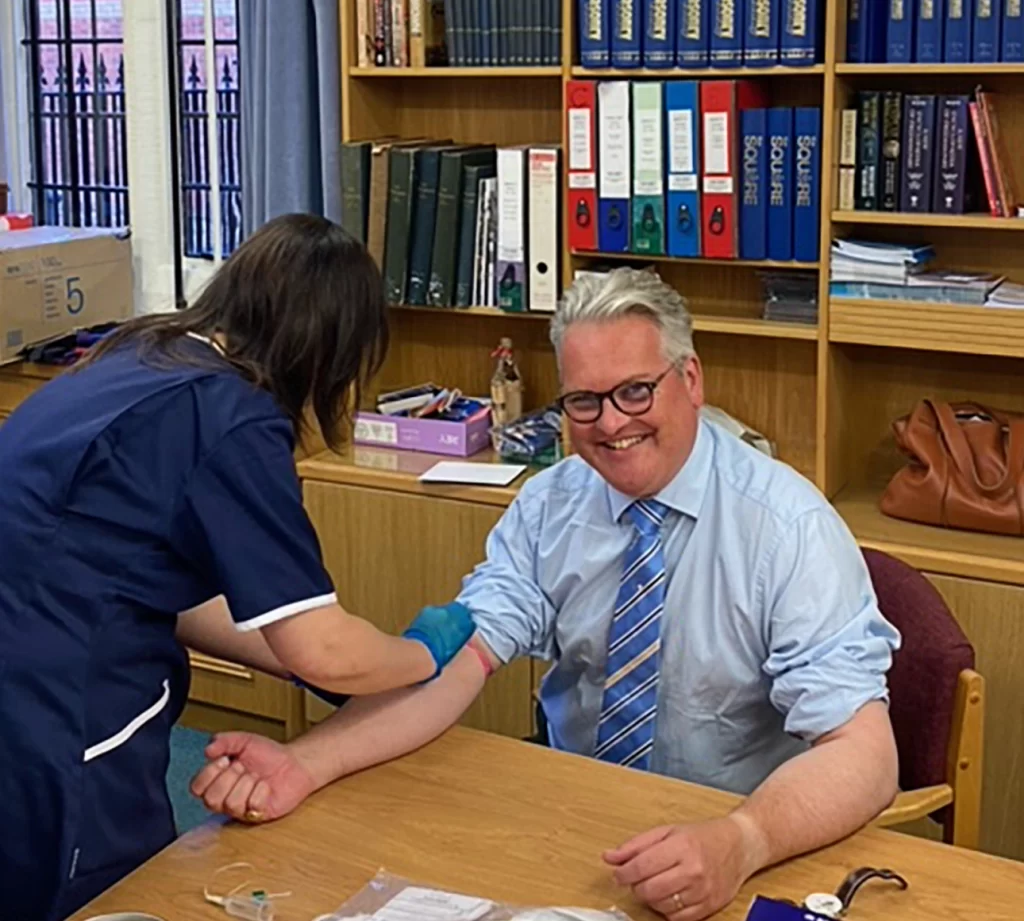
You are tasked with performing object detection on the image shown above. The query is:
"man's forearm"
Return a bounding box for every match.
[288,644,489,789]
[728,702,899,877]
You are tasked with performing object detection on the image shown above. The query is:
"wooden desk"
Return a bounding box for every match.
[69,726,1024,921]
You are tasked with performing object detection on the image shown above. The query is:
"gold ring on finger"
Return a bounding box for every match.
[672,892,684,913]
[244,809,265,823]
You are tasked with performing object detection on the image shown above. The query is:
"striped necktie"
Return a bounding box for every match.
[594,498,668,771]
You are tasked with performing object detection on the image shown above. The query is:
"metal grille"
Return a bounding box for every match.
[23,0,129,228]
[175,0,242,258]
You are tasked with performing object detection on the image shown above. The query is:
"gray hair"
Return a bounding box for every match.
[549,267,695,367]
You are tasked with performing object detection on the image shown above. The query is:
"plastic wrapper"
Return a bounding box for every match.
[312,870,635,921]
[490,404,564,466]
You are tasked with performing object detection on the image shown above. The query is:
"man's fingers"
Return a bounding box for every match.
[223,772,259,821]
[205,732,250,760]
[201,759,247,813]
[603,825,674,866]
[190,756,231,799]
[613,837,682,886]
[632,866,700,907]
[248,779,272,815]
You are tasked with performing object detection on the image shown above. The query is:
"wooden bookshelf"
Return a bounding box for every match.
[831,211,1024,229]
[350,66,562,78]
[829,299,1024,357]
[569,65,826,78]
[339,0,1024,861]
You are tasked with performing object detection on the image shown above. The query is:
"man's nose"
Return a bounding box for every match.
[595,399,632,435]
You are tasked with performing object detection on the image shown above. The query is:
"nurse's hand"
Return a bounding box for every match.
[190,732,317,823]
[403,601,476,679]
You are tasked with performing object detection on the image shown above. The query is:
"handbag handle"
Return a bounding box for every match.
[931,400,1024,495]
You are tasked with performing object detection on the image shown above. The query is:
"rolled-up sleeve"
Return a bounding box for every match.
[456,486,557,665]
[761,507,902,741]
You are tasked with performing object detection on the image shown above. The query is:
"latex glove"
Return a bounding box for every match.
[402,601,476,679]
[190,732,318,823]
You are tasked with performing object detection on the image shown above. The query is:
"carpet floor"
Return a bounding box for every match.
[167,725,215,833]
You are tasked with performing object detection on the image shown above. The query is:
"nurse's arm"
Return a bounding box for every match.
[177,596,289,678]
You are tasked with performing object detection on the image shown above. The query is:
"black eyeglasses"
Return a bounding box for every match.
[557,366,674,424]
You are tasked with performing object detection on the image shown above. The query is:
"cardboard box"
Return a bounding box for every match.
[1,226,133,364]
[353,409,492,457]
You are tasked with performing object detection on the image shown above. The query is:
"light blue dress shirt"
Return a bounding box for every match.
[458,418,901,795]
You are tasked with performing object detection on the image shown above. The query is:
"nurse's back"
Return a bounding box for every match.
[0,341,288,920]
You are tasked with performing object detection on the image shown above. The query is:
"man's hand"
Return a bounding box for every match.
[603,817,763,921]
[190,732,318,823]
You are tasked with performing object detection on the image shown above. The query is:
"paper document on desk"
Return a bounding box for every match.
[419,461,526,486]
[324,870,634,921]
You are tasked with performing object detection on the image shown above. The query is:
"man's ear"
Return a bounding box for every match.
[683,355,705,408]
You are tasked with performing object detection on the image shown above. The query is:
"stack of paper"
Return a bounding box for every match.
[986,281,1024,309]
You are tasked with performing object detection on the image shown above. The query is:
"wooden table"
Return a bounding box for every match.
[69,727,1023,921]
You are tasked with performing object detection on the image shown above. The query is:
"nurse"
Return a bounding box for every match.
[0,213,475,921]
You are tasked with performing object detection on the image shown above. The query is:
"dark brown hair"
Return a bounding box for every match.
[75,213,389,450]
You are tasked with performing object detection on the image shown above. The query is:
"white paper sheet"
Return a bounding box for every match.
[419,461,526,486]
[370,887,494,921]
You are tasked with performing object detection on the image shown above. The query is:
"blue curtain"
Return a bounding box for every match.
[238,0,341,236]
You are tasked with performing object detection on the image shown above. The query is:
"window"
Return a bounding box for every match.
[174,0,241,258]
[23,0,128,228]
[20,0,242,260]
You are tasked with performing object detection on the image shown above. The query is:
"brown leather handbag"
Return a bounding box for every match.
[880,400,1024,536]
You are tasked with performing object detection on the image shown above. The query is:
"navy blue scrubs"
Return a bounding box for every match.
[0,337,336,921]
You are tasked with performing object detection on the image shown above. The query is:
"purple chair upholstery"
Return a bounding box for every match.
[862,548,975,794]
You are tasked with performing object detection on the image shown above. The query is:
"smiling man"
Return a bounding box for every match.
[193,267,902,921]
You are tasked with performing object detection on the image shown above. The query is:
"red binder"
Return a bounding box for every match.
[699,80,768,259]
[565,80,598,252]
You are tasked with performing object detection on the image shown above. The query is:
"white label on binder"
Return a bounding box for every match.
[703,176,734,194]
[569,108,592,171]
[669,109,695,174]
[569,173,597,189]
[669,174,699,192]
[704,112,730,175]
[598,82,630,199]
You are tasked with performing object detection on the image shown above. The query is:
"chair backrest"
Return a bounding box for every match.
[862,548,975,793]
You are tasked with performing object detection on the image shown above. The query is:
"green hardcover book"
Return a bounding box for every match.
[340,141,372,243]
[631,81,666,256]
[428,146,496,307]
[406,144,457,306]
[382,146,420,305]
[454,162,497,306]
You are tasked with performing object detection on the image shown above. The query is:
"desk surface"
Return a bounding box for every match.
[298,444,540,507]
[70,727,1023,921]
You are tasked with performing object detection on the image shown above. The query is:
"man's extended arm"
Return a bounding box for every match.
[290,638,497,788]
[730,699,898,873]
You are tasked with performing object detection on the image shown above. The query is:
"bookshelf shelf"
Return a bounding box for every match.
[831,211,1024,230]
[349,66,563,78]
[836,63,1024,75]
[569,65,826,78]
[390,305,818,340]
[833,480,1024,585]
[572,250,820,270]
[829,299,1024,358]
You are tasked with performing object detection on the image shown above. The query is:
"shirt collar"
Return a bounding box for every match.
[606,418,714,524]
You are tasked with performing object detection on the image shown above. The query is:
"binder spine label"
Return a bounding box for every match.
[974,0,1002,60]
[793,107,820,263]
[677,0,710,63]
[1005,0,1024,60]
[944,0,973,61]
[579,0,612,67]
[767,108,793,261]
[745,0,781,63]
[644,0,677,65]
[781,0,818,63]
[916,0,944,61]
[739,110,767,260]
[612,0,642,65]
[711,0,743,64]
